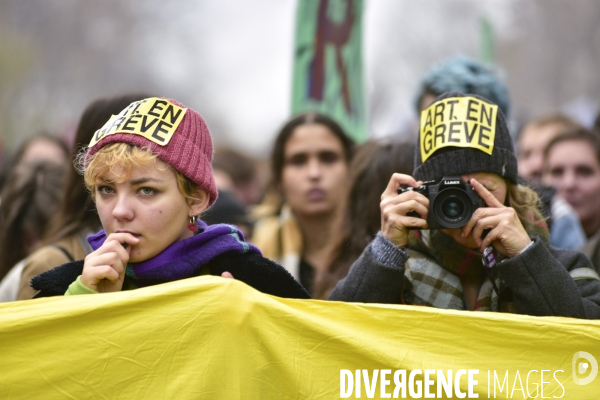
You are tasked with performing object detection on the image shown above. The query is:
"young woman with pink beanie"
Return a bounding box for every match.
[31,97,309,299]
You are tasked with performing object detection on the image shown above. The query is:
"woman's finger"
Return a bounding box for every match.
[104,233,139,250]
[461,207,504,239]
[381,173,420,199]
[478,221,505,250]
[470,178,504,208]
[81,264,121,288]
[381,189,430,217]
[98,240,131,263]
[87,252,125,273]
[93,265,120,283]
[386,199,430,220]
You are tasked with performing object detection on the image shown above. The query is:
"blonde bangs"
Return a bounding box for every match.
[82,143,161,191]
[80,143,201,203]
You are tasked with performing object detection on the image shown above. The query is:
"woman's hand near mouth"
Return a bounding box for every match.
[81,232,140,293]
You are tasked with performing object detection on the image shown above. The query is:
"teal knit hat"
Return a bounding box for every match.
[414,55,510,117]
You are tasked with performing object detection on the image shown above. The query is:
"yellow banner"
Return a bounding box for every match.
[0,277,599,399]
[420,96,497,162]
[89,97,187,148]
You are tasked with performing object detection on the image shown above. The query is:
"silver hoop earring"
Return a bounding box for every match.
[188,215,198,232]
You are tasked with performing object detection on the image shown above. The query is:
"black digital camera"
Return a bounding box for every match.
[397,176,483,229]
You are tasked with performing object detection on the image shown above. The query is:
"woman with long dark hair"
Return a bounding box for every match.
[0,161,66,284]
[251,113,354,298]
[315,140,414,298]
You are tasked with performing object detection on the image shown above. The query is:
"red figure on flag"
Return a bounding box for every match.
[309,0,355,114]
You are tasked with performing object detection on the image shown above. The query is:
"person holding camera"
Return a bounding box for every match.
[329,92,600,319]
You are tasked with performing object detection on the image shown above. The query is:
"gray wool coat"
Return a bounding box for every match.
[329,235,600,319]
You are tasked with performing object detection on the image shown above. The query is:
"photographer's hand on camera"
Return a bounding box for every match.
[380,173,429,248]
[460,178,532,258]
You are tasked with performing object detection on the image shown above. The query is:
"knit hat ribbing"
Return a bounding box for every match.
[86,97,217,206]
[413,92,518,184]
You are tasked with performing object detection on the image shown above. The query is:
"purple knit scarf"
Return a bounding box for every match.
[87,220,261,287]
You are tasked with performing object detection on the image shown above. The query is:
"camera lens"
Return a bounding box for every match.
[442,198,463,218]
[432,188,473,229]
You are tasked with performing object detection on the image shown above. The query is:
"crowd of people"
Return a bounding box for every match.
[0,55,599,320]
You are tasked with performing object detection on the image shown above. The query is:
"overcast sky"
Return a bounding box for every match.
[0,0,598,157]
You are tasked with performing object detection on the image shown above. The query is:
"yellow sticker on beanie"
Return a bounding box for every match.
[419,96,497,162]
[89,98,188,148]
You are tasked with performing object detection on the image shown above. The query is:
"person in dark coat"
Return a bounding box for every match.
[32,97,309,300]
[330,92,600,318]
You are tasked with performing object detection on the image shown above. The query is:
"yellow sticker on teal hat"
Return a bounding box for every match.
[419,96,497,162]
[89,98,188,148]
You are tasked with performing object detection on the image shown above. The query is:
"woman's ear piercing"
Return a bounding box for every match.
[188,215,198,232]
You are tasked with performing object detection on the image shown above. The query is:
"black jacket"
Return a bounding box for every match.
[32,252,311,299]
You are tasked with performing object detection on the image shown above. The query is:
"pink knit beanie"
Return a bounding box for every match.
[86,97,217,206]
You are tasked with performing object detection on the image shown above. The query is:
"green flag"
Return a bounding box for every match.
[292,0,366,142]
[480,16,494,63]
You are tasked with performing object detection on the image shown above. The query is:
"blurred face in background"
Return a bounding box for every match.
[543,139,600,236]
[280,123,348,219]
[419,92,437,113]
[518,123,566,184]
[21,137,68,165]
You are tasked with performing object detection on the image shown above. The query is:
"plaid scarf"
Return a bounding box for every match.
[403,215,550,312]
